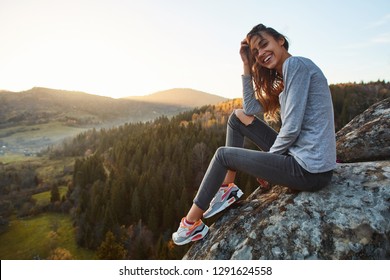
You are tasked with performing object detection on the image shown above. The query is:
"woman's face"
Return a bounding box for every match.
[249,32,289,73]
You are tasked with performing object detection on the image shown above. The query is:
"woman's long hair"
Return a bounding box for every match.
[246,24,289,121]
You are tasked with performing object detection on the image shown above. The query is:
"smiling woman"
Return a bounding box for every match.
[172,22,337,246]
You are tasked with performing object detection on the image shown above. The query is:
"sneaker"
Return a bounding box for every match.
[172,218,209,245]
[203,183,243,219]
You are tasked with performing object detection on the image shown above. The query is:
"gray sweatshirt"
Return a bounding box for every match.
[242,56,337,173]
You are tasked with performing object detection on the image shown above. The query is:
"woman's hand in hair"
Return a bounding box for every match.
[240,39,253,75]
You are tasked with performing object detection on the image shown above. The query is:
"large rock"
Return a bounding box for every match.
[336,97,390,163]
[184,161,390,260]
[184,98,390,260]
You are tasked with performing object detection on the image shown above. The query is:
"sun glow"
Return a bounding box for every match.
[0,0,201,98]
[0,0,389,98]
[1,20,167,97]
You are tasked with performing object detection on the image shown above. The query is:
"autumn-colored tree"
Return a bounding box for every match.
[97,231,127,260]
[47,248,73,260]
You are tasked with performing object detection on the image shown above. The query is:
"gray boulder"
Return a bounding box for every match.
[184,98,390,260]
[336,97,390,163]
[184,161,390,260]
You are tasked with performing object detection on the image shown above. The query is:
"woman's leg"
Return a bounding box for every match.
[221,110,278,185]
[185,204,205,223]
[186,110,279,221]
[183,110,333,224]
[227,109,277,151]
[193,146,331,212]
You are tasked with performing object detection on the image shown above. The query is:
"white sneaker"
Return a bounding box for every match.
[203,183,243,219]
[172,218,209,245]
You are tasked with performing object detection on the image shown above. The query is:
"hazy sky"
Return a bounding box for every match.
[0,0,389,99]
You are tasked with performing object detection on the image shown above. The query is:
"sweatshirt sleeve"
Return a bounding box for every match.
[242,75,263,115]
[269,58,311,154]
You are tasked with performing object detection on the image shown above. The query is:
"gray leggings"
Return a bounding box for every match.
[193,112,333,211]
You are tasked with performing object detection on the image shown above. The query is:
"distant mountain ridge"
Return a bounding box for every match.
[0,87,225,126]
[125,88,227,107]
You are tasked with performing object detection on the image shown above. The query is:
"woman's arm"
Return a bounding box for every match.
[269,57,311,154]
[240,39,262,115]
[242,75,262,115]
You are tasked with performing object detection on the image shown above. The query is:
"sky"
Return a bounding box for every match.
[0,0,389,99]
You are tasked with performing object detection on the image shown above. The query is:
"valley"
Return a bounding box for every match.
[0,87,227,157]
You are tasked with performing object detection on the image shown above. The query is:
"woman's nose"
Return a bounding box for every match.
[255,51,264,61]
[257,50,266,59]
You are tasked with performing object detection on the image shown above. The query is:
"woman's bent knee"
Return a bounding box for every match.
[234,109,255,126]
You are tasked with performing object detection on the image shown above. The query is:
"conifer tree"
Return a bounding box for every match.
[130,187,141,223]
[50,184,60,203]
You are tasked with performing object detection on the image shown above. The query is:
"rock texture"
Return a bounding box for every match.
[184,98,390,260]
[336,97,390,163]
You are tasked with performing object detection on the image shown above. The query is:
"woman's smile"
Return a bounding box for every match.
[262,53,273,64]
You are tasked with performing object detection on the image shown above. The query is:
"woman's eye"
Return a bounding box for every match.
[260,41,268,48]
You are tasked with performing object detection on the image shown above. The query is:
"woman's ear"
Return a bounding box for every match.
[278,36,285,47]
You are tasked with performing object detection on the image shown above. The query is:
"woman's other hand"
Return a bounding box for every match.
[240,39,252,75]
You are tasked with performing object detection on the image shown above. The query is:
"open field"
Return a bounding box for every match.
[0,213,96,260]
[0,122,88,154]
[34,156,75,182]
[0,155,86,259]
[0,154,75,178]
[0,153,35,164]
[32,187,68,206]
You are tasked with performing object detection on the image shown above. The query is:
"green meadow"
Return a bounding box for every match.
[0,153,35,164]
[0,213,96,260]
[0,155,95,260]
[0,121,86,144]
[32,187,68,206]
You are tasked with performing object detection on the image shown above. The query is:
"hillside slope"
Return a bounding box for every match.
[0,87,186,127]
[0,87,225,154]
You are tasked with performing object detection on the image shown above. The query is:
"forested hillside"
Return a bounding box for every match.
[52,99,248,259]
[330,80,390,130]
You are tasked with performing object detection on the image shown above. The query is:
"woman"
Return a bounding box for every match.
[172,23,337,245]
